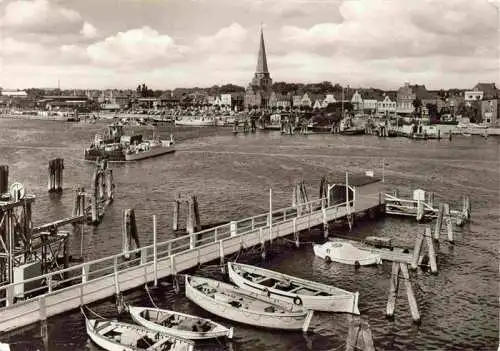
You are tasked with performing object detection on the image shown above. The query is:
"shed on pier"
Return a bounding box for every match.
[326,172,383,209]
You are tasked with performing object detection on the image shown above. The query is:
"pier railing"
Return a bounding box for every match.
[0,196,357,331]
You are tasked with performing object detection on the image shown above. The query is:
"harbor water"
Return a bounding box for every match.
[0,119,498,350]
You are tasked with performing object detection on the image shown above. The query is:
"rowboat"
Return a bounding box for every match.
[227,262,359,314]
[185,275,314,331]
[85,316,194,351]
[313,240,382,266]
[129,306,233,340]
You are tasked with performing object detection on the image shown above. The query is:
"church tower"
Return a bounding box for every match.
[245,26,273,109]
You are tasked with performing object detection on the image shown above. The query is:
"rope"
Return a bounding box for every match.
[82,305,107,320]
[144,285,159,309]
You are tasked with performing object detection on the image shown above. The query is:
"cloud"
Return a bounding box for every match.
[281,0,498,59]
[86,26,186,69]
[1,0,97,40]
[194,23,247,54]
[81,22,98,39]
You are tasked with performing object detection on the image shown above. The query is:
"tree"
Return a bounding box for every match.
[412,98,422,118]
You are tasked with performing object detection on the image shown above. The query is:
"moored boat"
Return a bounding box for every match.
[85,316,194,351]
[128,306,233,340]
[313,240,382,266]
[185,275,314,331]
[227,262,359,314]
[174,116,215,126]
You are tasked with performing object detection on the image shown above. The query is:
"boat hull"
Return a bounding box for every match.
[313,241,382,266]
[85,318,194,351]
[227,262,359,314]
[185,276,311,331]
[129,306,232,340]
[125,147,175,161]
[84,149,125,162]
[174,119,215,127]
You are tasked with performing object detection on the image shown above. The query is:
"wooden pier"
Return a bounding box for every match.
[0,188,382,332]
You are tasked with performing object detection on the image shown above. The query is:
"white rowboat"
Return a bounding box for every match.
[185,275,314,331]
[313,240,383,266]
[85,317,194,351]
[227,262,360,314]
[129,306,233,340]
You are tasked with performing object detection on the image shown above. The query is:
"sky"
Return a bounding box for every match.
[0,0,499,90]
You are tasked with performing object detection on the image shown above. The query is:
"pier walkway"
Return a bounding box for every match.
[0,192,381,332]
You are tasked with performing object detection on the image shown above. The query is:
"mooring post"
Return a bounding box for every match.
[47,160,54,192]
[425,226,438,274]
[346,317,375,351]
[172,194,180,231]
[322,208,328,239]
[106,169,114,202]
[194,195,201,232]
[90,169,98,224]
[39,296,47,339]
[434,203,444,240]
[292,185,297,208]
[0,165,8,194]
[464,195,471,219]
[153,215,158,287]
[386,261,400,318]
[428,192,435,208]
[400,263,420,323]
[186,196,194,235]
[411,231,424,270]
[57,158,64,192]
[444,203,454,243]
[123,209,131,259]
[416,200,424,222]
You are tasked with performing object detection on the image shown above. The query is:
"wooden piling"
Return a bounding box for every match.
[416,200,424,222]
[346,317,375,351]
[386,261,400,318]
[425,226,438,274]
[0,165,8,194]
[433,203,444,240]
[123,209,140,260]
[399,263,420,323]
[173,194,180,231]
[186,196,195,235]
[48,158,64,192]
[193,195,201,232]
[106,170,114,202]
[90,169,98,224]
[411,231,424,270]
[444,203,454,243]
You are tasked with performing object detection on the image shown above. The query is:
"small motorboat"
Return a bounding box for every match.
[313,240,383,266]
[84,315,194,351]
[185,275,314,331]
[129,306,233,340]
[227,262,359,314]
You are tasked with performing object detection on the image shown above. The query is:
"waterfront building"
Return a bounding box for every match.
[323,94,337,106]
[464,89,484,102]
[377,95,396,115]
[396,82,416,114]
[300,93,313,107]
[351,90,363,111]
[292,95,302,108]
[244,27,273,109]
[480,99,498,126]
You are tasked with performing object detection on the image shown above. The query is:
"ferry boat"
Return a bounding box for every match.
[84,123,175,162]
[124,135,175,161]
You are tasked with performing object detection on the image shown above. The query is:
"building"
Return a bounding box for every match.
[323,94,336,106]
[377,95,396,115]
[474,83,498,100]
[396,82,416,114]
[363,99,378,113]
[481,99,498,126]
[244,28,273,109]
[464,89,484,102]
[351,91,363,111]
[300,93,312,107]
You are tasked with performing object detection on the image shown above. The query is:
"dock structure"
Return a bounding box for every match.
[0,176,384,332]
[384,189,470,225]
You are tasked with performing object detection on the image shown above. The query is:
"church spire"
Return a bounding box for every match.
[256,25,269,74]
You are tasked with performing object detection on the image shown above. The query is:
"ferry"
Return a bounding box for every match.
[84,123,175,162]
[124,135,175,161]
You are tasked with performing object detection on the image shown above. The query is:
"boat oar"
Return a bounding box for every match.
[302,310,314,334]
